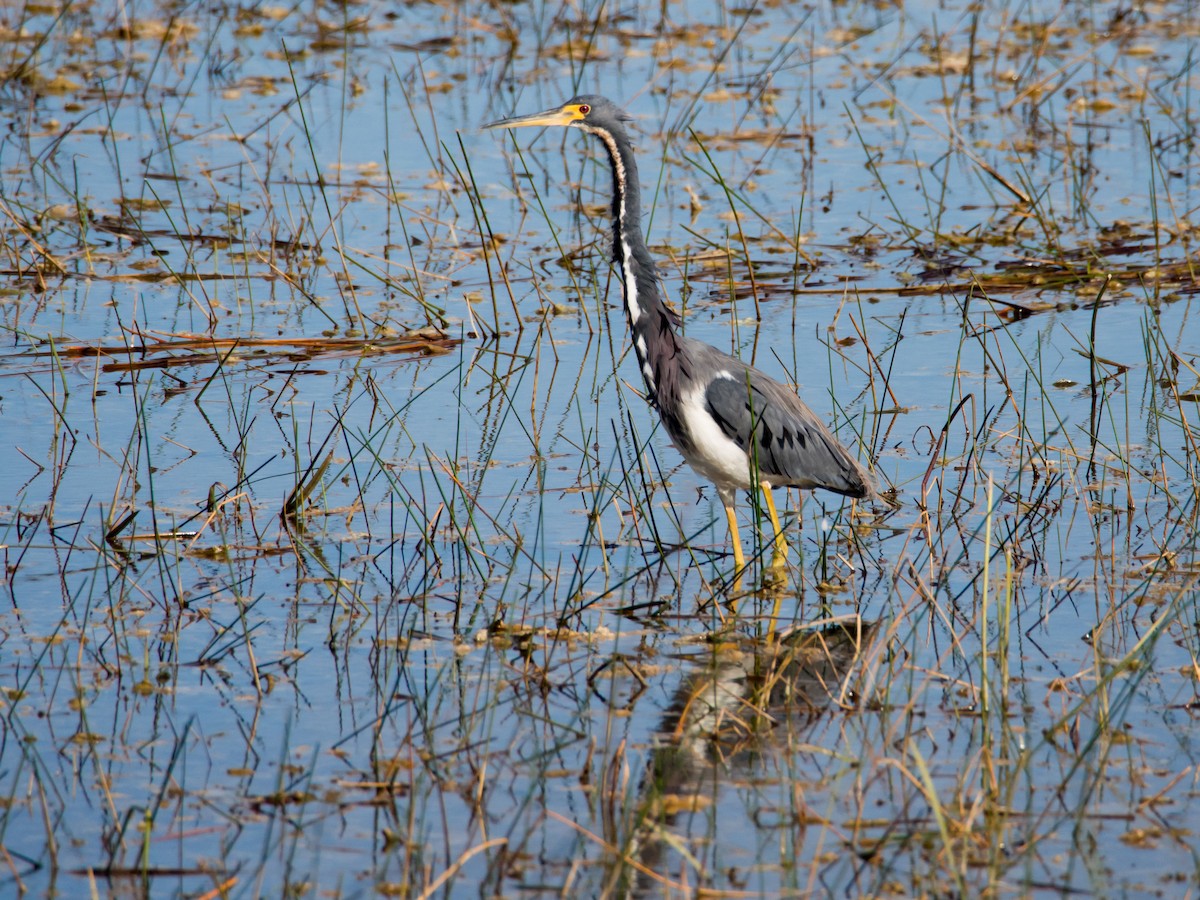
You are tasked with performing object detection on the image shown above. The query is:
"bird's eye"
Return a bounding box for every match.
[579,104,590,115]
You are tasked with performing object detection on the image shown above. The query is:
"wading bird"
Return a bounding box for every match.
[486,96,873,577]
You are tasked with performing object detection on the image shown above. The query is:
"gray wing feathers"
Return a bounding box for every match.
[703,368,871,498]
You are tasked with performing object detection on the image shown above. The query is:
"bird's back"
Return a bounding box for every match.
[670,337,873,501]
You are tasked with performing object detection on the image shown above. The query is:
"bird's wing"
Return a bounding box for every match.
[703,369,869,497]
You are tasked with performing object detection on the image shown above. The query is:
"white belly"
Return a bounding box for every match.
[676,382,753,500]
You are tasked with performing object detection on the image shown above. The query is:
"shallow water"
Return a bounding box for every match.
[1,0,1197,896]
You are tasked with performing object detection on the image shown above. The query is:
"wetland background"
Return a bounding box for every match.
[1,0,1199,896]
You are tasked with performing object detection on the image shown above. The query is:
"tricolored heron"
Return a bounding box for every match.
[486,95,873,575]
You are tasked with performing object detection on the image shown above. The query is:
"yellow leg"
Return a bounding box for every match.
[766,588,784,641]
[760,485,787,635]
[761,483,788,567]
[724,503,745,571]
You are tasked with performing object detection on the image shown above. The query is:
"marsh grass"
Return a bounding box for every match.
[0,0,1198,897]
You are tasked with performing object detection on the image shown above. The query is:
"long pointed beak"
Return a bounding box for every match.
[484,105,581,131]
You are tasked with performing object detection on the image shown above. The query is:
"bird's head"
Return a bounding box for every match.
[484,95,629,137]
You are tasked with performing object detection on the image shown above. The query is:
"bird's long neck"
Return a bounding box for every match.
[589,126,683,406]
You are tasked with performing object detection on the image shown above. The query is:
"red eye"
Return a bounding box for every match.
[579,104,590,115]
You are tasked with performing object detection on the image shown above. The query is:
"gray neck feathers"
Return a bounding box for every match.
[587,123,684,409]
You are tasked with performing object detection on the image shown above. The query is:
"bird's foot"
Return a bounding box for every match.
[725,561,754,599]
[761,557,789,590]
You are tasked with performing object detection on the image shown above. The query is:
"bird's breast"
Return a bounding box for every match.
[670,382,754,492]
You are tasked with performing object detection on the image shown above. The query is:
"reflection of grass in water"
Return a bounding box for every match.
[0,0,1197,896]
